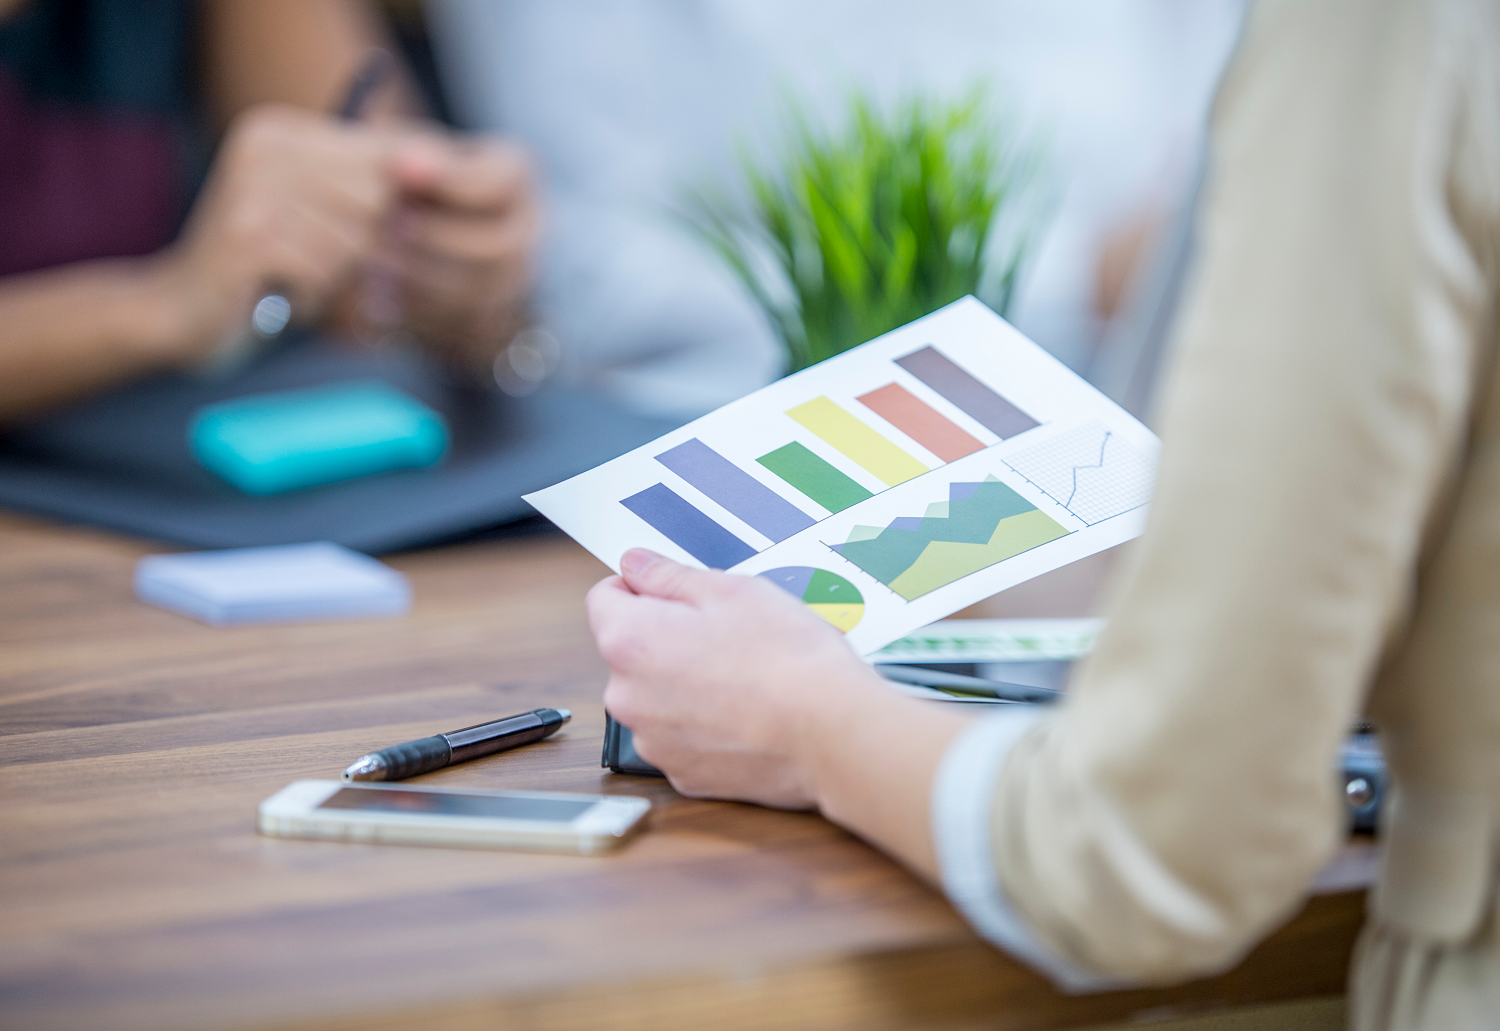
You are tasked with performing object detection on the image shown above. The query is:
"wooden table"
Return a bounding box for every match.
[0,513,1375,1031]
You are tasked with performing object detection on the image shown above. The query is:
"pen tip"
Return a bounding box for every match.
[342,755,387,782]
[556,708,571,723]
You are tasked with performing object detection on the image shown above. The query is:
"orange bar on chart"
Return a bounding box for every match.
[857,383,984,463]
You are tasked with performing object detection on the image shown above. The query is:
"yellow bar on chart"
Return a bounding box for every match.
[786,397,928,487]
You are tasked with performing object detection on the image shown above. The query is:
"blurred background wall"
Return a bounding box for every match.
[425,0,1244,420]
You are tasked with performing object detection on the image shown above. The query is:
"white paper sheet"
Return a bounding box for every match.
[525,298,1157,655]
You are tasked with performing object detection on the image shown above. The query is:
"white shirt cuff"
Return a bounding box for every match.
[931,705,1126,993]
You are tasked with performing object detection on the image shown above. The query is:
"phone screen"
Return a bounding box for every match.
[318,787,594,822]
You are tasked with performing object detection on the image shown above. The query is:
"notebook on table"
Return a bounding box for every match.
[0,335,679,553]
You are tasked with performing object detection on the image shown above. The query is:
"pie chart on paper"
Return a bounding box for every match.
[758,566,865,633]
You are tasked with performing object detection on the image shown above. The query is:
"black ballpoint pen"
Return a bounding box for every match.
[342,707,571,782]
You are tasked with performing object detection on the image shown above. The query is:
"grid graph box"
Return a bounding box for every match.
[895,347,1039,439]
[857,382,984,463]
[786,397,927,487]
[619,483,756,569]
[1002,422,1155,525]
[756,443,873,514]
[655,438,814,543]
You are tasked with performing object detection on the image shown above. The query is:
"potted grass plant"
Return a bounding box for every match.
[683,89,1046,373]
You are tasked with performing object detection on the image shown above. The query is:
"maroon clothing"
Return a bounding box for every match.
[0,66,183,278]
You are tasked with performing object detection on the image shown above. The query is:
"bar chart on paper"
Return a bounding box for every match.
[605,341,1046,570]
[525,297,1159,654]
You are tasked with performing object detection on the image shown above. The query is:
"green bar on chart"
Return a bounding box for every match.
[757,442,873,513]
[785,397,928,487]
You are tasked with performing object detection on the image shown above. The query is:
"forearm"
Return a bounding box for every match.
[799,670,971,883]
[0,257,192,422]
[201,0,420,129]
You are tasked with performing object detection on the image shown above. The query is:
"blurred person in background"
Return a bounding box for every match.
[584,1,1500,1027]
[427,0,1243,420]
[0,0,538,423]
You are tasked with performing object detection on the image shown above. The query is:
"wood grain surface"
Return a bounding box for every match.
[0,513,1373,1031]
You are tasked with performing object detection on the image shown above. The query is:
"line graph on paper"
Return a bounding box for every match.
[1002,422,1156,525]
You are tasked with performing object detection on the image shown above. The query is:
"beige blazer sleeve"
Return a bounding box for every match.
[934,0,1500,987]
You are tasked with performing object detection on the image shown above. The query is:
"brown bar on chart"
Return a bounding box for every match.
[856,382,985,463]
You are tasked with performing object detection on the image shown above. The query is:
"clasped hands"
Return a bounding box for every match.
[152,104,538,375]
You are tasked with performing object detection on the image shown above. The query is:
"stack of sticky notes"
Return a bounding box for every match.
[135,543,411,626]
[189,380,449,495]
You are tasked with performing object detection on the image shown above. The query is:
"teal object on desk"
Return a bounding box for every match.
[190,380,449,496]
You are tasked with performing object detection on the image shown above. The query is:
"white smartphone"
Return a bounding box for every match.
[258,780,651,855]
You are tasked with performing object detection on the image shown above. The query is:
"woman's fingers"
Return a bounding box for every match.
[618,549,743,604]
[583,575,636,631]
[169,103,407,349]
[165,102,544,367]
[375,135,539,368]
[392,137,534,214]
[584,552,878,811]
[584,574,686,673]
[401,202,538,266]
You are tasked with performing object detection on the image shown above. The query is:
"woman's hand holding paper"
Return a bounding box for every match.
[587,547,866,809]
[587,548,969,879]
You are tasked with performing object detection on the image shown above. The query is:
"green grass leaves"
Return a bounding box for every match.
[683,89,1045,373]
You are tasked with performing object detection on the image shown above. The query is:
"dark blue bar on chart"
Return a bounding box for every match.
[620,483,757,569]
[656,438,814,543]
